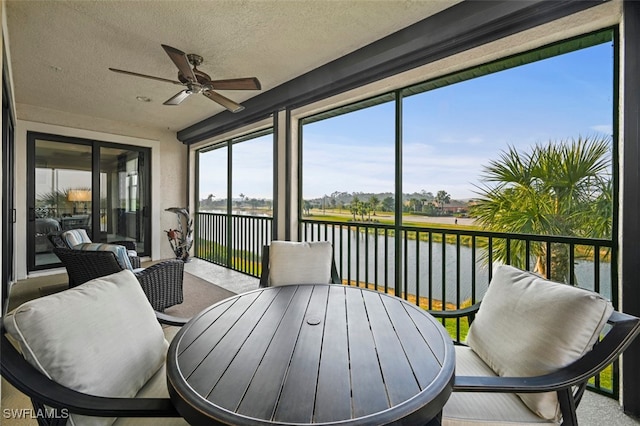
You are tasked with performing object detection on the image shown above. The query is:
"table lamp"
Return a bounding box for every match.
[68,189,91,214]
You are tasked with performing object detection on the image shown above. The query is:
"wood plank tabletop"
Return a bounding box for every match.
[167,284,455,426]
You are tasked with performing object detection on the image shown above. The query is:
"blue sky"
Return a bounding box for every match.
[199,135,273,201]
[201,40,613,201]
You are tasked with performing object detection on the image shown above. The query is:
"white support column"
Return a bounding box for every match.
[288,111,300,242]
[273,109,300,242]
[273,110,288,241]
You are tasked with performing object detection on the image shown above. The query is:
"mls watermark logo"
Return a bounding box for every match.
[3,407,70,420]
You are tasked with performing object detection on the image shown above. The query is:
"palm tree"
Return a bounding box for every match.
[408,198,421,213]
[471,136,612,283]
[381,196,394,212]
[350,196,360,221]
[435,190,451,214]
[303,200,312,216]
[368,195,380,217]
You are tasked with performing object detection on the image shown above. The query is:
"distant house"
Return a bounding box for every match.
[441,200,468,214]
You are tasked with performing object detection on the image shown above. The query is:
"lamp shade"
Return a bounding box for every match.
[67,189,92,202]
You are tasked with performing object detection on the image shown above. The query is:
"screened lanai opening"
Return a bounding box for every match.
[195,129,274,275]
[300,29,616,395]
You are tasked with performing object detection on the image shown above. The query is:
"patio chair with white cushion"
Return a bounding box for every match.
[58,228,141,269]
[259,240,341,287]
[1,269,189,426]
[429,265,640,426]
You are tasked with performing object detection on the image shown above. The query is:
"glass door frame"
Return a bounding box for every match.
[26,132,151,272]
[2,70,16,311]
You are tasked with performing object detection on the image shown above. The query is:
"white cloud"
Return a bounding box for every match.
[590,124,613,136]
[302,138,488,199]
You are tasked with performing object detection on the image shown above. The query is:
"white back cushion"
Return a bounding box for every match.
[268,241,333,286]
[61,228,92,247]
[466,265,613,421]
[73,242,134,271]
[4,270,168,426]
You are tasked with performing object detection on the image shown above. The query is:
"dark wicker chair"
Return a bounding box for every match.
[53,247,184,311]
[48,232,142,269]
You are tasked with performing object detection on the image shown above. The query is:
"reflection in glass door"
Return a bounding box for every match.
[100,147,149,253]
[30,139,92,269]
[28,133,151,272]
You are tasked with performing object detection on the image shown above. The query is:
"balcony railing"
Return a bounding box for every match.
[194,212,617,397]
[195,212,272,276]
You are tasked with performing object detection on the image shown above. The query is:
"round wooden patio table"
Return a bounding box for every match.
[167,284,455,426]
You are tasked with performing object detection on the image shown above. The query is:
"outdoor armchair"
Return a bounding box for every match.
[54,229,142,269]
[53,247,184,311]
[259,240,341,287]
[429,265,640,426]
[1,270,190,426]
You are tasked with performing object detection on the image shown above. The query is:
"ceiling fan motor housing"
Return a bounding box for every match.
[179,68,212,86]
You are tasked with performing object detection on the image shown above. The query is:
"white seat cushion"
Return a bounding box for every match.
[442,347,558,426]
[111,361,190,425]
[466,265,613,421]
[3,270,169,426]
[268,241,333,286]
[113,326,188,426]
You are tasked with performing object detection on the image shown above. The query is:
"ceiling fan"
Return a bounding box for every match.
[109,44,261,113]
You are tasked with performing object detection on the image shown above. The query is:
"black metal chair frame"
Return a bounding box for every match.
[53,247,184,312]
[1,312,188,426]
[258,244,342,288]
[428,304,640,426]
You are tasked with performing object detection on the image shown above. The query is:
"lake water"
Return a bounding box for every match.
[197,213,613,304]
[308,225,613,304]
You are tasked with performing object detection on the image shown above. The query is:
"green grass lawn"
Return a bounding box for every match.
[304,210,479,230]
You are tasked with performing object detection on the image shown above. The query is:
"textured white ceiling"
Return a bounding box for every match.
[5,0,459,133]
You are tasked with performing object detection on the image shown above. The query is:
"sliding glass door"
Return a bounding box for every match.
[99,146,149,252]
[27,133,150,271]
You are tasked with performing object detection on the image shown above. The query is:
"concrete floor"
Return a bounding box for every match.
[578,390,640,425]
[183,257,260,294]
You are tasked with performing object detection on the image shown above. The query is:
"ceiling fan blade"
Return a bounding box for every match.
[209,77,262,91]
[109,68,182,85]
[202,90,244,113]
[161,44,197,84]
[163,90,192,106]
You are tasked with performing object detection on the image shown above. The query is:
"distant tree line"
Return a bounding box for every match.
[199,194,272,211]
[303,189,460,219]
